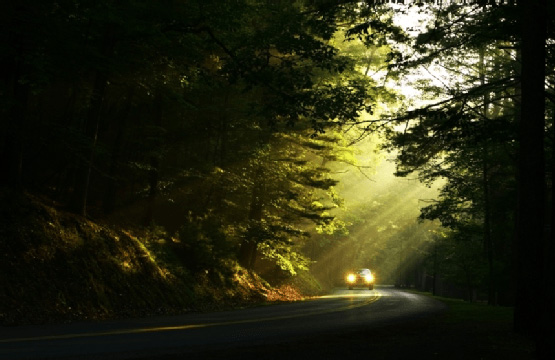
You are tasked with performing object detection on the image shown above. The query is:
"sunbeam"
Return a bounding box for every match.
[308,136,442,288]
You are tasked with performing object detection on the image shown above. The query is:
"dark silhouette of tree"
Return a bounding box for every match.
[515,1,553,358]
[381,3,519,306]
[375,1,553,356]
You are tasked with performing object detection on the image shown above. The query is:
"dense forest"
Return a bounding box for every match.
[1,0,554,357]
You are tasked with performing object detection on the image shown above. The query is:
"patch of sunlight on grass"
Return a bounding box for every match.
[120,230,171,279]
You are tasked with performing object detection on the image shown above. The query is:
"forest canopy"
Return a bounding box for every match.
[1,0,554,356]
[1,0,403,275]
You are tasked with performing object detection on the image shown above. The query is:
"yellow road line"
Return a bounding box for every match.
[1,292,381,343]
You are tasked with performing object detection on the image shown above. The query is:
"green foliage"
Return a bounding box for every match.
[258,240,310,276]
[380,3,524,303]
[175,212,233,274]
[433,230,488,295]
[0,0,438,298]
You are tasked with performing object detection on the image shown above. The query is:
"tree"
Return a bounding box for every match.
[377,1,553,355]
[380,3,519,305]
[515,1,552,358]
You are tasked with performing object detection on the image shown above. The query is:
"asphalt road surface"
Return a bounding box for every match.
[0,286,446,360]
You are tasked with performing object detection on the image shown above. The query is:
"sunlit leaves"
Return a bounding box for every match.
[1,0,414,280]
[381,2,522,303]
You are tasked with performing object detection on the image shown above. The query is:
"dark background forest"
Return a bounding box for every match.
[1,0,554,357]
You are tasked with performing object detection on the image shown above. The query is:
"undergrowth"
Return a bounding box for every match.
[0,190,319,326]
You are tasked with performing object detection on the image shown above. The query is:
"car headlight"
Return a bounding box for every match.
[347,273,356,283]
[364,274,374,283]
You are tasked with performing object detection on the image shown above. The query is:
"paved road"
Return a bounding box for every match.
[0,286,446,359]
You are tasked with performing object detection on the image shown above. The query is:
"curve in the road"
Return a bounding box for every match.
[0,287,445,360]
[0,292,380,344]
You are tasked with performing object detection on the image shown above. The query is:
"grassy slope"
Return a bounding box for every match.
[0,190,317,326]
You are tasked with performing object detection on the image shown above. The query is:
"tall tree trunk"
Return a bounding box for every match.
[2,59,27,189]
[546,109,555,357]
[514,1,551,358]
[70,72,107,216]
[482,149,495,304]
[432,242,438,296]
[143,156,159,226]
[204,94,230,213]
[143,93,163,226]
[1,4,29,189]
[70,24,116,216]
[479,46,495,306]
[103,89,133,214]
[238,169,265,269]
[238,129,271,270]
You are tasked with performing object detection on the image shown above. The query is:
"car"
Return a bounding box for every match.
[346,268,375,290]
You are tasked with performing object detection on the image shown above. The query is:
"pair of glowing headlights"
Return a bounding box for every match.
[346,273,374,284]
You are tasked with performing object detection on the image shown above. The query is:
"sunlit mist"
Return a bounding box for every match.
[307,134,442,288]
[304,2,446,289]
